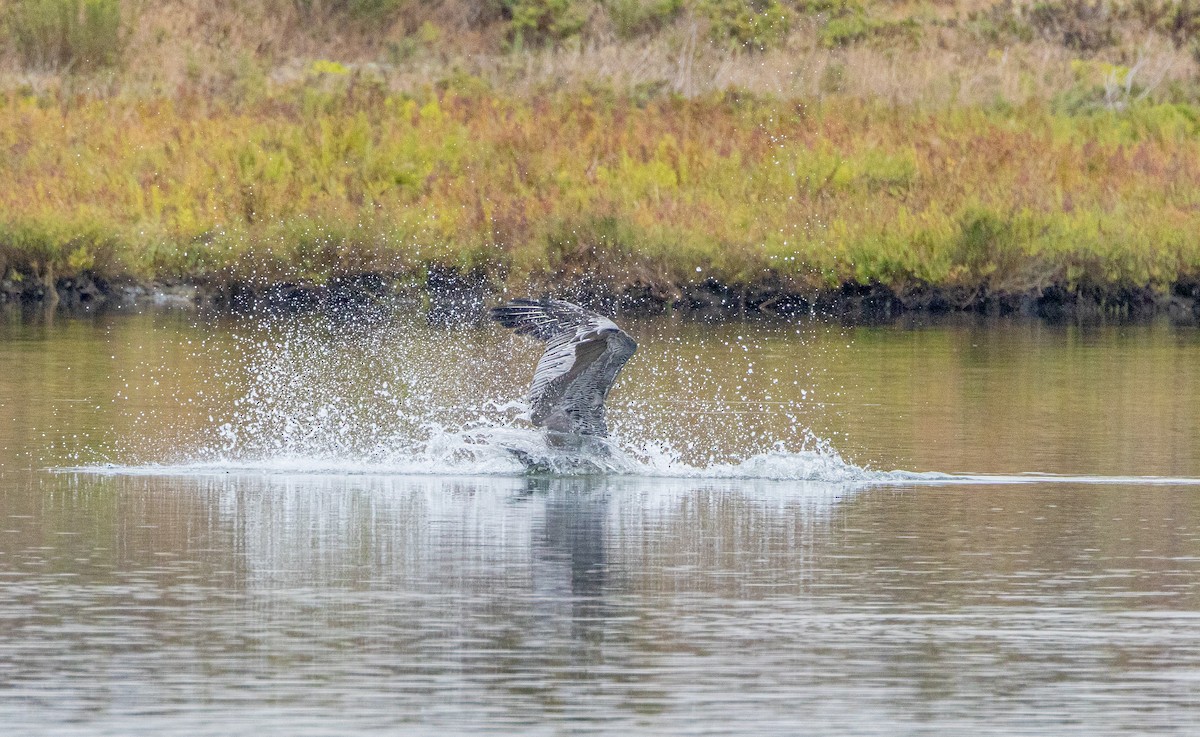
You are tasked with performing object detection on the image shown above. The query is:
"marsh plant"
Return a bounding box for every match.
[1,0,1199,302]
[4,0,126,70]
[1,81,1198,297]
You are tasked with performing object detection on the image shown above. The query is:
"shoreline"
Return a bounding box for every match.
[4,271,1198,325]
[4,3,1200,331]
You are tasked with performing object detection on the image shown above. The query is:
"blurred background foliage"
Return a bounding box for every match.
[1,0,1199,297]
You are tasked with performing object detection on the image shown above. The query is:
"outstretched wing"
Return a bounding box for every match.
[491,298,615,408]
[490,298,637,436]
[490,298,601,343]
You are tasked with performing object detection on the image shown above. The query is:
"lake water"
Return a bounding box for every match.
[2,308,1199,735]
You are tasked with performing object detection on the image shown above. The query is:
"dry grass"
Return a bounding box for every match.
[1,0,1199,299]
[2,82,1198,297]
[2,1,1197,105]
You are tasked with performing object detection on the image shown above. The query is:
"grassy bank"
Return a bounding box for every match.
[4,83,1200,300]
[2,1,1200,314]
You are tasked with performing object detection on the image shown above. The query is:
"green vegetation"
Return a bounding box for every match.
[608,0,685,39]
[4,0,125,70]
[499,0,586,48]
[292,0,408,21]
[701,0,792,49]
[1,0,1200,307]
[2,82,1198,298]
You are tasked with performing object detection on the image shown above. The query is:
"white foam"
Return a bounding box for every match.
[58,424,1200,486]
[68,314,1200,487]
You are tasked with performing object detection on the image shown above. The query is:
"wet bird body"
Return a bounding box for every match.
[490,298,637,437]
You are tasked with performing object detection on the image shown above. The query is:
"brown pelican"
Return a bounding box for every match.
[491,298,637,437]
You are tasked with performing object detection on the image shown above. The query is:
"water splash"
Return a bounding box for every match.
[91,309,880,481]
[69,310,1200,486]
[78,434,909,482]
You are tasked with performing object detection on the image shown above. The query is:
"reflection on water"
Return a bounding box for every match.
[2,472,1200,735]
[1,312,1198,476]
[1,312,1200,734]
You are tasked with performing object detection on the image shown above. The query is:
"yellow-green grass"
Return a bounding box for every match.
[2,82,1199,299]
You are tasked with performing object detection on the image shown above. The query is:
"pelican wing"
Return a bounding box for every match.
[491,298,637,436]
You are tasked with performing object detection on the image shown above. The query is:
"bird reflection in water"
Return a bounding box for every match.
[526,477,612,654]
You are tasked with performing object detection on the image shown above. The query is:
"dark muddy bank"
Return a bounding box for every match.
[3,270,1199,325]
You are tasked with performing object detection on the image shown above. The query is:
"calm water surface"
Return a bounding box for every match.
[1,309,1198,735]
